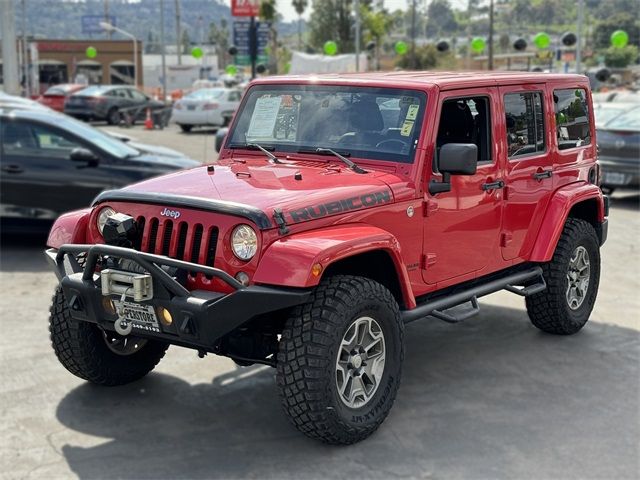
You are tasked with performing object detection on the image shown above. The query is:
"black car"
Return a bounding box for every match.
[64,85,164,124]
[597,107,640,193]
[0,109,200,231]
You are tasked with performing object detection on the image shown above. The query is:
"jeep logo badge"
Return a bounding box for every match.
[160,208,181,219]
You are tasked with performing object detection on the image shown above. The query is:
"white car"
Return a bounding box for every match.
[172,88,242,132]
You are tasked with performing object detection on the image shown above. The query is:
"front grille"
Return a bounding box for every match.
[135,216,219,268]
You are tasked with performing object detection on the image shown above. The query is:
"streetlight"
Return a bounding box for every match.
[100,21,138,87]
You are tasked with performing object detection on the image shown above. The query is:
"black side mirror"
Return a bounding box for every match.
[429,143,477,195]
[215,127,228,153]
[70,147,99,167]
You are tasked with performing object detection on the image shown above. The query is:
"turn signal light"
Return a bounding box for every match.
[311,263,323,277]
[157,307,173,326]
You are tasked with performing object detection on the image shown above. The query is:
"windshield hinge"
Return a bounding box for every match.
[273,208,289,235]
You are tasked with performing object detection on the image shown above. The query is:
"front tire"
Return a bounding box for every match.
[276,275,404,444]
[179,124,193,133]
[49,287,169,386]
[526,218,601,335]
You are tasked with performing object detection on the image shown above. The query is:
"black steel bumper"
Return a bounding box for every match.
[45,245,311,351]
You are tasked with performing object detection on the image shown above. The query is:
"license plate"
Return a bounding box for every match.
[187,105,196,111]
[113,300,160,333]
[603,172,628,185]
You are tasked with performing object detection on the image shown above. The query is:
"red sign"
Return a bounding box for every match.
[231,0,260,17]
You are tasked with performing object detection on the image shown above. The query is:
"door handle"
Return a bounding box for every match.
[482,180,505,191]
[533,169,553,181]
[1,164,24,174]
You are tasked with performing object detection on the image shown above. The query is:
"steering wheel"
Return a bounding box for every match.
[376,139,409,152]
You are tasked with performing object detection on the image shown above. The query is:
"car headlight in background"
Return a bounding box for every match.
[96,207,116,235]
[231,224,258,260]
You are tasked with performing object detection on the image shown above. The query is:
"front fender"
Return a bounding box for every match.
[46,208,91,249]
[529,183,605,262]
[253,224,415,308]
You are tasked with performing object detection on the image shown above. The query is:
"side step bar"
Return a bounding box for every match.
[402,266,546,324]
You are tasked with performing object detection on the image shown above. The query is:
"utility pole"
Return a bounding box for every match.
[355,0,361,71]
[160,0,167,101]
[410,0,417,69]
[175,0,182,65]
[465,0,472,69]
[22,0,29,97]
[104,0,112,39]
[576,0,584,73]
[1,0,20,95]
[488,0,494,70]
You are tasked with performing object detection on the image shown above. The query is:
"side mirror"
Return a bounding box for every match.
[70,147,99,167]
[215,127,228,153]
[429,143,477,195]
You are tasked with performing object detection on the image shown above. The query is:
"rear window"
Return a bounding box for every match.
[76,86,108,96]
[554,88,591,149]
[186,89,226,100]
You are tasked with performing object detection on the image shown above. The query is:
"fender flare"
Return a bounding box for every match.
[46,208,91,249]
[253,224,416,308]
[529,183,605,262]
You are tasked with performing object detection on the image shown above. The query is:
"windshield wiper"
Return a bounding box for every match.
[312,147,367,174]
[228,142,284,164]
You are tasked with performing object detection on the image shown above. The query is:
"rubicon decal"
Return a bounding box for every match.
[288,190,392,222]
[160,208,181,219]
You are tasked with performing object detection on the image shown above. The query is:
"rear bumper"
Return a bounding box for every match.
[599,157,640,188]
[46,245,310,351]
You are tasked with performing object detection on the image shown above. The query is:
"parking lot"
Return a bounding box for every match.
[0,124,638,479]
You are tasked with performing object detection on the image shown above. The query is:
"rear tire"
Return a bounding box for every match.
[107,108,121,125]
[49,287,169,386]
[526,218,600,335]
[179,124,193,133]
[276,275,404,444]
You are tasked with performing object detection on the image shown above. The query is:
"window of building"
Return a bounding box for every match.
[436,96,492,164]
[554,88,591,149]
[504,92,545,158]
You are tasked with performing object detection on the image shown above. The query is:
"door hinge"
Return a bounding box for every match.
[421,253,437,269]
[423,199,438,217]
[500,232,513,247]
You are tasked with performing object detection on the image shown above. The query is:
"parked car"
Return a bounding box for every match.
[172,88,242,132]
[596,106,640,193]
[64,85,165,124]
[593,102,635,128]
[0,91,52,111]
[45,72,607,445]
[0,108,200,232]
[36,84,87,112]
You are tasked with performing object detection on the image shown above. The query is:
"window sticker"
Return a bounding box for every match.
[247,96,283,138]
[400,120,414,136]
[406,104,419,121]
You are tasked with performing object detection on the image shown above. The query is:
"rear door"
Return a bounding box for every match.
[499,84,554,261]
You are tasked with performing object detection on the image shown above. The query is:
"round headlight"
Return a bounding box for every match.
[96,207,116,235]
[231,224,258,260]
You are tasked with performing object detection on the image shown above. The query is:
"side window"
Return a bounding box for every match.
[504,92,545,158]
[31,124,83,158]
[129,89,148,101]
[2,121,38,151]
[436,96,492,164]
[554,88,591,149]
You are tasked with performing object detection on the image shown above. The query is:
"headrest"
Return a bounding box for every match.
[349,100,384,132]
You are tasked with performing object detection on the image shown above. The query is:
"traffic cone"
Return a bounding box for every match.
[144,108,154,130]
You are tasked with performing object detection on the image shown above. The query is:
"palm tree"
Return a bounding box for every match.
[292,0,308,50]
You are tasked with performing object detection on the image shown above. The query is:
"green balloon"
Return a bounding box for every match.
[225,64,238,75]
[470,37,486,53]
[611,30,629,48]
[395,41,408,55]
[534,32,550,49]
[191,46,203,59]
[85,46,97,59]
[324,41,338,56]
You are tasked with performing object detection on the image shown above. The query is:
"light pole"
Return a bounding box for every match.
[354,0,360,72]
[100,21,138,87]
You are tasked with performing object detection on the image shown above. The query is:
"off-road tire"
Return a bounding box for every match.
[107,107,121,125]
[526,218,600,335]
[49,287,169,386]
[276,275,404,445]
[179,124,193,133]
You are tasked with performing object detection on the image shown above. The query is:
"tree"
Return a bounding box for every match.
[593,13,640,49]
[292,0,308,50]
[396,44,454,70]
[604,45,639,68]
[208,19,230,70]
[308,0,354,52]
[260,0,280,74]
[181,30,191,55]
[425,0,458,38]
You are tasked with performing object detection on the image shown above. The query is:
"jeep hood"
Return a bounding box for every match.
[105,160,398,227]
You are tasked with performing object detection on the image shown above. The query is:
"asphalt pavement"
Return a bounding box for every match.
[0,126,638,479]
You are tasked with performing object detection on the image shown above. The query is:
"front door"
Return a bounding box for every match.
[422,88,503,285]
[499,84,554,261]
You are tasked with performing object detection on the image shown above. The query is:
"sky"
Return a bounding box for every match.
[276,0,469,22]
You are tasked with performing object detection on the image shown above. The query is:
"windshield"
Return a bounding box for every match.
[603,109,640,131]
[58,116,140,158]
[186,89,226,100]
[229,84,427,163]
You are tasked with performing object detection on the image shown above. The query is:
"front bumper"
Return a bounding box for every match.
[46,245,310,351]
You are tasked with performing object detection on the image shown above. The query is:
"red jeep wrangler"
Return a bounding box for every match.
[46,72,608,444]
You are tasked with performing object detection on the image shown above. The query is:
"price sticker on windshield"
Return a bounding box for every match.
[247,96,283,139]
[400,120,414,136]
[406,104,419,121]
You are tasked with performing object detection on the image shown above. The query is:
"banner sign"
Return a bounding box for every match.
[231,0,260,17]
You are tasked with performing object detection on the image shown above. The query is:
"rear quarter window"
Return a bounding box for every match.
[554,88,591,149]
